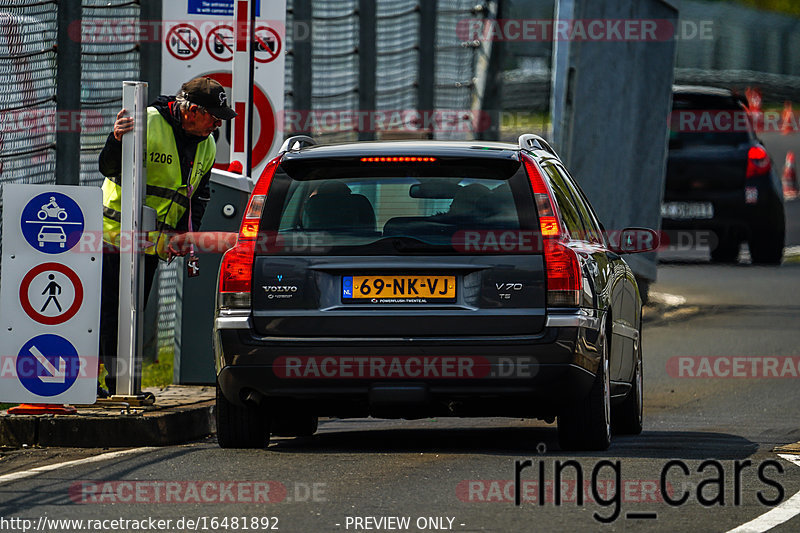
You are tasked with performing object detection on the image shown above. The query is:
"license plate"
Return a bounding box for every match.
[661,202,714,220]
[342,275,456,302]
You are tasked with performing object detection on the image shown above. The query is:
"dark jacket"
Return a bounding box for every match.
[98,95,212,231]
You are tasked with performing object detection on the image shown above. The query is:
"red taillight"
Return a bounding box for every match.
[522,154,581,307]
[219,240,255,293]
[523,156,563,238]
[219,156,281,295]
[544,240,582,306]
[747,145,770,178]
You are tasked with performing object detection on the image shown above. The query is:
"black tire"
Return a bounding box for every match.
[271,414,319,437]
[710,234,740,263]
[215,384,270,449]
[558,333,612,451]
[748,228,784,265]
[635,278,650,306]
[612,330,643,435]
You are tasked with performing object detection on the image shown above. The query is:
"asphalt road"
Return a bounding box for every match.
[1,258,799,533]
[2,143,799,531]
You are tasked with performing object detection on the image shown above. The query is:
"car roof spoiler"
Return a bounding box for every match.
[279,135,317,154]
[518,134,558,159]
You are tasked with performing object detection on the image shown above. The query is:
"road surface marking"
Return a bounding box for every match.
[0,447,154,485]
[649,291,686,307]
[725,454,800,533]
[784,245,800,258]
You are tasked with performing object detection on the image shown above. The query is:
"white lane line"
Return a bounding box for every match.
[0,447,154,485]
[726,454,800,533]
[649,291,686,307]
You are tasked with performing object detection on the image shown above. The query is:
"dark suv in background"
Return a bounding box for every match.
[664,85,785,264]
[214,135,656,451]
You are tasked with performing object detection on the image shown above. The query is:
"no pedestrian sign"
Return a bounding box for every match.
[0,184,102,404]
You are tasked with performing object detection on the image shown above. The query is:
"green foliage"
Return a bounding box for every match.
[142,349,175,388]
[709,0,800,16]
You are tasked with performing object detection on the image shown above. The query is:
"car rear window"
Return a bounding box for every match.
[257,157,538,255]
[670,95,751,147]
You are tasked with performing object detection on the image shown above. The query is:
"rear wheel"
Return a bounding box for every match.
[558,333,612,451]
[710,234,740,263]
[612,331,643,435]
[748,228,784,265]
[216,383,270,448]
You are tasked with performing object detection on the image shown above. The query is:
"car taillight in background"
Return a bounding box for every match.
[218,156,281,308]
[746,145,771,179]
[522,155,581,308]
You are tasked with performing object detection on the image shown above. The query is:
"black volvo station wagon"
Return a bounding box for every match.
[213,135,656,451]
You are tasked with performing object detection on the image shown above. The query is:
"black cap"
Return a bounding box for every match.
[180,77,237,120]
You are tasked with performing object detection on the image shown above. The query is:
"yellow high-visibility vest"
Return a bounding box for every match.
[101,107,215,259]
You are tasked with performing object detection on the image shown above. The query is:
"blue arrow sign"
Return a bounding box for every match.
[20,192,85,254]
[16,334,81,397]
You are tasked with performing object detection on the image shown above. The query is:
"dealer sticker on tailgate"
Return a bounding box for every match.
[342,275,456,303]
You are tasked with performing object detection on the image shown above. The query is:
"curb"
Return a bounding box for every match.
[0,400,214,448]
[774,441,800,455]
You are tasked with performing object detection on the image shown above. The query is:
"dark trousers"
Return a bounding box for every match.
[99,249,160,394]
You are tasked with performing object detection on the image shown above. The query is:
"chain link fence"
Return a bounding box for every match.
[0,1,58,260]
[2,1,488,359]
[0,2,58,188]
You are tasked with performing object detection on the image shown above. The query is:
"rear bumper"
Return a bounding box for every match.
[661,177,784,237]
[213,311,602,418]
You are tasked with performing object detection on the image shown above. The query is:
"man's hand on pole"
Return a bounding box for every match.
[167,232,239,262]
[113,108,135,141]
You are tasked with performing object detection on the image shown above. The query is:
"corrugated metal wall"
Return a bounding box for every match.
[79,0,140,187]
[0,2,58,188]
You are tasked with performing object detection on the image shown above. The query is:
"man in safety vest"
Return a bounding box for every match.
[98,76,237,396]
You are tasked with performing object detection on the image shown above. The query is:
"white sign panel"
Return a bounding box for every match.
[161,0,287,179]
[0,184,102,404]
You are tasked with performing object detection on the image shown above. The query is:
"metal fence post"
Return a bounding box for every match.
[419,0,437,139]
[139,0,162,98]
[292,0,312,136]
[116,81,148,397]
[55,1,81,185]
[476,0,505,141]
[358,0,376,141]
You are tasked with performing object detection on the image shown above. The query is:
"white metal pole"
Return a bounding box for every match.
[116,81,148,397]
[230,0,256,176]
